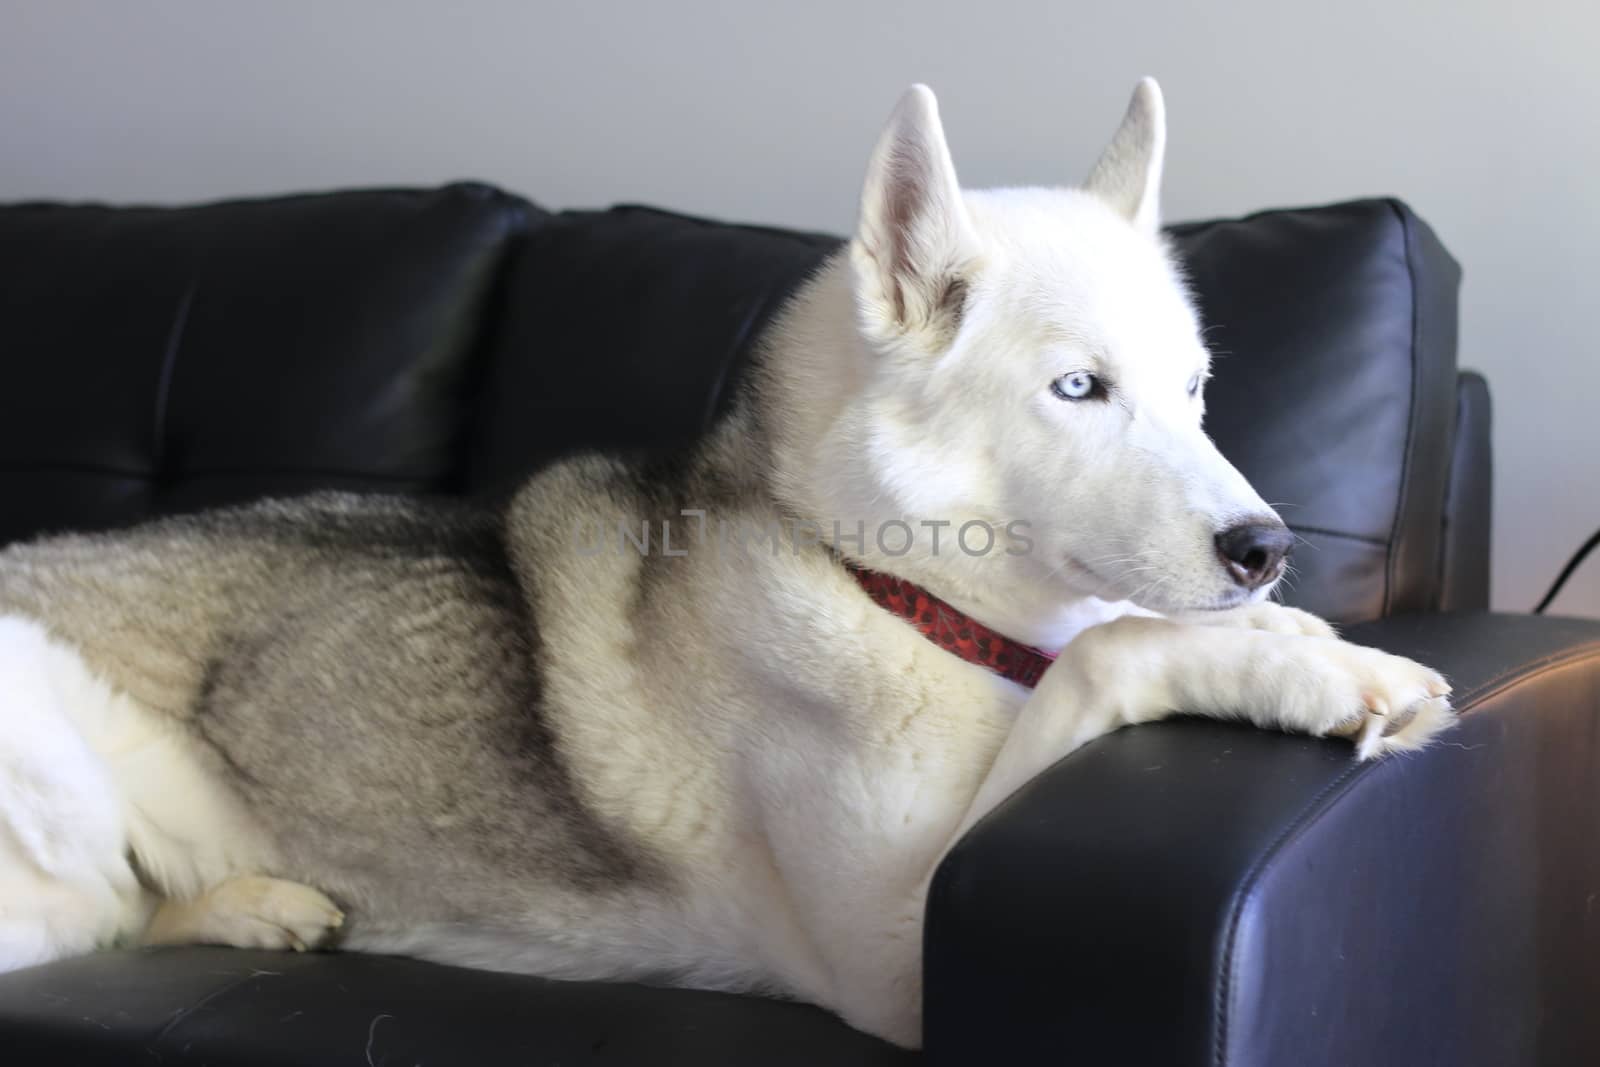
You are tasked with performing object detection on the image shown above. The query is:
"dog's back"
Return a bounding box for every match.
[0,473,677,959]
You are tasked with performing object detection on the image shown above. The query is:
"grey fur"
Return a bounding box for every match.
[0,81,1461,1046]
[0,426,771,936]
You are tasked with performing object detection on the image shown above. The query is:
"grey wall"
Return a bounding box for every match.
[4,0,1596,616]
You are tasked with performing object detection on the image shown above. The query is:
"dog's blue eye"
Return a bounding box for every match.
[1187,373,1202,397]
[1051,372,1100,401]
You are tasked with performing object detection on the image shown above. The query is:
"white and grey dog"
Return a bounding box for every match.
[0,79,1453,1047]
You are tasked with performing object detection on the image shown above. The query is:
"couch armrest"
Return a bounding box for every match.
[923,612,1600,1067]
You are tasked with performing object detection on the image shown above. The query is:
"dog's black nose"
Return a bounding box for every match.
[1215,521,1293,590]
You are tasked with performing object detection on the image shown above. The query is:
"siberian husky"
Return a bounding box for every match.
[0,79,1453,1047]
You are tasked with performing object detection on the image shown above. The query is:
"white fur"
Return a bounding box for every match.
[751,79,1455,1044]
[774,82,1281,651]
[0,618,145,968]
[0,81,1458,1052]
[0,615,278,967]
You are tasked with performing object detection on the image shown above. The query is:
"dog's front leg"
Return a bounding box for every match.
[1172,600,1338,638]
[773,618,1449,1047]
[951,616,1453,841]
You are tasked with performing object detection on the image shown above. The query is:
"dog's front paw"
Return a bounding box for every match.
[1189,602,1337,639]
[1281,640,1454,760]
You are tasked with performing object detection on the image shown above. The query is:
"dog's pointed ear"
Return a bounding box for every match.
[851,84,980,349]
[1083,77,1166,235]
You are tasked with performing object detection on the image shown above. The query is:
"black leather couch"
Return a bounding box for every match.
[0,184,1596,1066]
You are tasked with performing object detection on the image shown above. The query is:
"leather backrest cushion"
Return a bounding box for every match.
[1437,371,1492,613]
[0,183,535,543]
[1172,201,1460,621]
[0,186,1460,624]
[465,206,841,491]
[476,198,1460,624]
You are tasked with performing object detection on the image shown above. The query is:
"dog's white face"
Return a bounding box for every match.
[847,79,1289,616]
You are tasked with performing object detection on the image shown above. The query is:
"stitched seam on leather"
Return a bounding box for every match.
[1451,644,1600,710]
[1434,383,1468,611]
[606,203,843,249]
[1213,764,1362,1067]
[702,284,787,434]
[1382,200,1423,617]
[436,201,533,492]
[1164,198,1381,239]
[0,461,156,479]
[1290,523,1388,547]
[1213,639,1600,1067]
[0,462,439,485]
[149,281,197,477]
[173,466,441,485]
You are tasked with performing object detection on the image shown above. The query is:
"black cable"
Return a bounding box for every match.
[1534,526,1600,614]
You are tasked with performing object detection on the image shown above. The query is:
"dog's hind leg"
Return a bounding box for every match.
[0,617,153,970]
[143,874,344,952]
[0,615,293,968]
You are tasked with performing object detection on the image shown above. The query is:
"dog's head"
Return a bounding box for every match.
[841,79,1290,617]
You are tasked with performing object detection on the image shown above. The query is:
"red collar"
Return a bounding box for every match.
[845,563,1057,688]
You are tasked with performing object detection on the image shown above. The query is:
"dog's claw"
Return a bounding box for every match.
[1298,644,1457,760]
[1356,712,1386,760]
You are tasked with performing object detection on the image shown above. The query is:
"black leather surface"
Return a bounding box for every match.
[0,947,913,1066]
[0,188,1471,622]
[466,198,1467,623]
[925,612,1600,1066]
[0,184,534,544]
[1438,371,1493,611]
[1171,201,1462,624]
[0,185,1505,1064]
[465,205,840,493]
